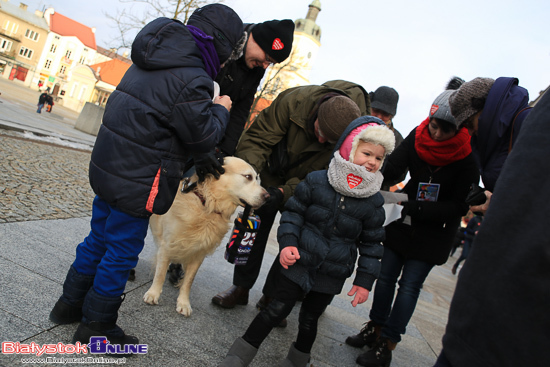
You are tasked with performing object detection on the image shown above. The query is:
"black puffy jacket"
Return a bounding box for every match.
[277,117,386,294]
[89,17,231,218]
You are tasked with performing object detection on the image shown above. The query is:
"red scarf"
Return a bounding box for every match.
[414,118,472,166]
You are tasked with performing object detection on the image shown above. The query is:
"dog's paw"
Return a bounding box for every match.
[176,301,192,317]
[143,290,161,305]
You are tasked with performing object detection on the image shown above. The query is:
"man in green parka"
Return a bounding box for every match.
[212,80,371,313]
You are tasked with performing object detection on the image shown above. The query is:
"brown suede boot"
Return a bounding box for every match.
[212,285,249,308]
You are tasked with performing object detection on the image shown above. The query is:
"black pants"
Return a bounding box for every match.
[243,274,334,353]
[233,203,279,289]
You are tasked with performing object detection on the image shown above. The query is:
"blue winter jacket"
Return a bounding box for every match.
[277,117,386,294]
[89,18,230,218]
[472,77,531,192]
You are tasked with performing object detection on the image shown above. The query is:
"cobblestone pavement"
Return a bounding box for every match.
[0,129,94,223]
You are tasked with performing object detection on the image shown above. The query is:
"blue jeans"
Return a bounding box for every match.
[72,196,149,297]
[37,103,44,113]
[369,246,434,343]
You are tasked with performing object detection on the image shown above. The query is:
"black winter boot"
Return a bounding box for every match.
[49,266,94,324]
[72,288,138,357]
[356,338,397,367]
[345,321,382,348]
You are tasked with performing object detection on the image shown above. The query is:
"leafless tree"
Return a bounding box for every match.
[104,0,223,53]
[246,51,299,128]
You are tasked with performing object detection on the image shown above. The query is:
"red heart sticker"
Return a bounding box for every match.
[430,105,439,115]
[272,38,284,50]
[347,174,363,189]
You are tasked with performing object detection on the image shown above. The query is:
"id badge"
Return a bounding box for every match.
[417,182,440,202]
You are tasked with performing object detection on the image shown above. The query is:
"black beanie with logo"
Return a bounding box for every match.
[251,19,295,63]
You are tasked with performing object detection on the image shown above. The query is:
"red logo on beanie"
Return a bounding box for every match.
[272,38,284,50]
[347,174,363,189]
[430,105,439,115]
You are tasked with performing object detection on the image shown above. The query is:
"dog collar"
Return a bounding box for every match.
[193,189,206,206]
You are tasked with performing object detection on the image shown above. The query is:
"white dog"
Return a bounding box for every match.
[143,157,268,316]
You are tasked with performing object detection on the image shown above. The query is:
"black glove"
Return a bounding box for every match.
[261,186,284,213]
[193,150,225,182]
[465,183,486,206]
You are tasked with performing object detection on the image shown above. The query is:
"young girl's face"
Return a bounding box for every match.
[353,141,385,173]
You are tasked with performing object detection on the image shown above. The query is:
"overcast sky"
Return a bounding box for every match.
[22,0,550,135]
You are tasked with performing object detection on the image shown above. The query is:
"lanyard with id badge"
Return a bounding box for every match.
[417,167,441,202]
[402,167,441,225]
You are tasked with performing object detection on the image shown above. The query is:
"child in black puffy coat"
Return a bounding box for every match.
[219,116,395,367]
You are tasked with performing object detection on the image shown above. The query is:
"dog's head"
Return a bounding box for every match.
[200,157,269,211]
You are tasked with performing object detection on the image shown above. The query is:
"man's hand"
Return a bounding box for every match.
[470,190,492,215]
[347,285,370,307]
[193,150,224,182]
[214,95,232,111]
[280,246,300,269]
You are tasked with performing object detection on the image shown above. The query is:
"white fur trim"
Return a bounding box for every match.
[349,125,396,165]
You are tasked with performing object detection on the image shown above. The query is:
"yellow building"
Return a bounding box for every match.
[0,1,49,86]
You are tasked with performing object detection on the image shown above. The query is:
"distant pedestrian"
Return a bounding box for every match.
[37,92,48,113]
[45,94,54,113]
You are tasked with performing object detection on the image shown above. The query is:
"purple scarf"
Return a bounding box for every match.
[187,25,220,79]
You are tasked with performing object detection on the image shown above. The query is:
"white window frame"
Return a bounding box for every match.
[44,59,52,69]
[19,46,33,59]
[0,37,12,52]
[50,44,57,53]
[25,29,39,41]
[59,65,67,74]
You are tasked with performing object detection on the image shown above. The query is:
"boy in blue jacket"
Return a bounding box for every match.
[219,116,395,367]
[49,4,244,349]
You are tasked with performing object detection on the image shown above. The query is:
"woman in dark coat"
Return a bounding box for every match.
[348,78,480,367]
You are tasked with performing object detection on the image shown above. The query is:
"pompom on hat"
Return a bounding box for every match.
[251,19,295,63]
[449,77,495,127]
[339,120,396,165]
[318,96,361,143]
[429,76,465,129]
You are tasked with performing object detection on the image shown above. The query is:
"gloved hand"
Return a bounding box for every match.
[261,186,284,212]
[193,150,225,182]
